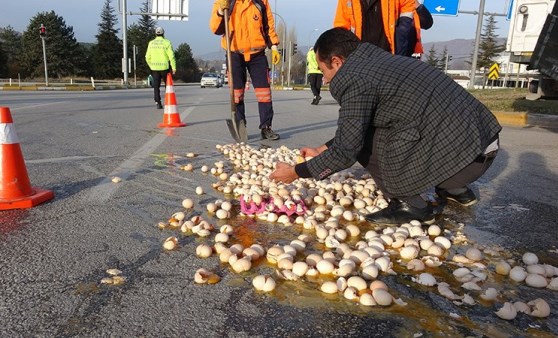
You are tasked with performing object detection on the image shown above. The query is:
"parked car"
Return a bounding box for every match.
[200,72,221,88]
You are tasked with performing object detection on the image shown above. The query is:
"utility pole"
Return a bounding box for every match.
[445,53,449,74]
[133,45,138,87]
[122,0,129,87]
[39,24,49,86]
[272,12,287,89]
[287,41,292,88]
[467,0,486,89]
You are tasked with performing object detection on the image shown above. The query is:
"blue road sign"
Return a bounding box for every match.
[424,0,460,16]
[507,0,515,20]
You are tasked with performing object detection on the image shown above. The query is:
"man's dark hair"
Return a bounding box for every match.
[313,28,361,68]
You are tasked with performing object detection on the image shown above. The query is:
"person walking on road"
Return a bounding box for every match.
[307,47,323,105]
[145,27,176,110]
[333,0,424,57]
[210,0,282,140]
[270,28,502,225]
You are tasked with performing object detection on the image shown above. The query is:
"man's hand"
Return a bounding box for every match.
[300,145,327,158]
[271,45,280,65]
[217,0,229,11]
[270,162,298,184]
[172,70,176,75]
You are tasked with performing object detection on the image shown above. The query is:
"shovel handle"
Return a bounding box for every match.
[223,8,236,115]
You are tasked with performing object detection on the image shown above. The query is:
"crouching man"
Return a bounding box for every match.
[270,28,501,225]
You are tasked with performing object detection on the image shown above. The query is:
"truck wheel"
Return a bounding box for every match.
[529,80,539,94]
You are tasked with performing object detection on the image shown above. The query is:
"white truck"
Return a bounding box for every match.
[506,0,558,99]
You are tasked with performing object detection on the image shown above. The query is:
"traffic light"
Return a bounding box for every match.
[292,43,298,55]
[39,24,46,38]
[280,48,286,62]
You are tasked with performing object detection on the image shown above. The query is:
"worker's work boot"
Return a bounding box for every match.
[261,127,280,140]
[365,198,435,225]
[156,101,163,109]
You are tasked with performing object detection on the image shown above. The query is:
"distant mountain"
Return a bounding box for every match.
[196,38,507,70]
[196,50,226,61]
[422,38,506,69]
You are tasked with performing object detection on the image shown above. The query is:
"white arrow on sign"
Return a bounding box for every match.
[435,5,446,12]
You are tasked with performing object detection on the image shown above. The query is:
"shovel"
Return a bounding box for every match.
[223,8,248,143]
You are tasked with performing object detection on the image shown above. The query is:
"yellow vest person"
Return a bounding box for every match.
[145,27,176,109]
[306,48,323,105]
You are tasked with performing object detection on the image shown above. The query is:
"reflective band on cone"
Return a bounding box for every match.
[0,106,54,210]
[158,73,186,128]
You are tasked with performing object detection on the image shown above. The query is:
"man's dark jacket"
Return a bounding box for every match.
[302,43,501,197]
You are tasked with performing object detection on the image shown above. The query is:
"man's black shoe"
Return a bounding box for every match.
[261,127,280,140]
[315,95,322,104]
[311,97,317,105]
[364,198,435,225]
[435,187,477,206]
[156,102,163,109]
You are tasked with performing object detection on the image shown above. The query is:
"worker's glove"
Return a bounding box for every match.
[217,0,229,11]
[271,45,280,65]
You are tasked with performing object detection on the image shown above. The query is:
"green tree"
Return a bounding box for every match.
[93,0,122,79]
[425,44,438,68]
[19,11,87,79]
[175,43,199,82]
[0,41,7,77]
[477,15,505,87]
[128,0,157,78]
[439,46,449,72]
[0,26,23,78]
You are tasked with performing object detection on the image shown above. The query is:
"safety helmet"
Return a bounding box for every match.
[155,27,164,35]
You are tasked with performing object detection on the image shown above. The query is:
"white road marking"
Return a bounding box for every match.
[87,103,199,203]
[9,102,67,110]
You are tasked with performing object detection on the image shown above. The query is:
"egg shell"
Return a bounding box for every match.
[372,289,393,306]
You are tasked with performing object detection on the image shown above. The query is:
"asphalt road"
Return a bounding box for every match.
[0,87,557,337]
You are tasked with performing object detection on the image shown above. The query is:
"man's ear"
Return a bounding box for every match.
[331,55,345,69]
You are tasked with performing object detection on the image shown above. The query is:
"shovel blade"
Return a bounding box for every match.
[237,119,248,143]
[226,119,242,143]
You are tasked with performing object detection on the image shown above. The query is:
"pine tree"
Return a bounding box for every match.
[425,44,438,68]
[19,11,87,78]
[0,26,22,78]
[0,41,7,77]
[128,0,157,78]
[439,46,449,72]
[93,0,122,79]
[175,43,199,82]
[478,15,505,87]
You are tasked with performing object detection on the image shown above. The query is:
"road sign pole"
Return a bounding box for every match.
[468,0,485,90]
[41,37,49,86]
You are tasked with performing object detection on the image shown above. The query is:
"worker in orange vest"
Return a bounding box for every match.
[333,0,424,57]
[210,0,282,140]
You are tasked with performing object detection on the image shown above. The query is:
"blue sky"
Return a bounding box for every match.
[1,0,512,56]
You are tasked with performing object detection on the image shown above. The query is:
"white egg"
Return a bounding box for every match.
[182,198,194,209]
[522,252,539,265]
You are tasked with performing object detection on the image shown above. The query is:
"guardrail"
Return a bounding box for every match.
[0,78,201,91]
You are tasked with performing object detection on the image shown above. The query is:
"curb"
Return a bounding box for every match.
[493,111,558,129]
[493,112,528,127]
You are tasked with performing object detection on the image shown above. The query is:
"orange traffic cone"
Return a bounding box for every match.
[0,107,54,210]
[158,73,186,128]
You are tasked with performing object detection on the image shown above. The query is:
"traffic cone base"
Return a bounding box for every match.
[0,188,55,210]
[0,106,54,210]
[158,74,186,128]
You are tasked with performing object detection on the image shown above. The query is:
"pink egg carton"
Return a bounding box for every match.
[240,195,306,216]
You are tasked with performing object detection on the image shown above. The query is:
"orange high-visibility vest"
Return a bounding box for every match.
[334,0,423,54]
[210,0,280,61]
